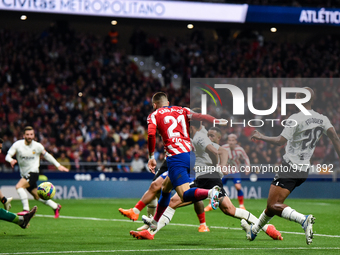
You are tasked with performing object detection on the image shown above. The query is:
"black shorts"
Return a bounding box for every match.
[23,172,39,192]
[271,161,309,193]
[190,173,227,198]
[153,160,168,181]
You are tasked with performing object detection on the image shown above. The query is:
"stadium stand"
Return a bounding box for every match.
[0,21,339,172]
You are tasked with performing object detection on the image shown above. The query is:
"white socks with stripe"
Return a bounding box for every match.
[17,188,29,211]
[281,206,306,225]
[154,206,176,234]
[147,197,158,217]
[253,210,273,234]
[234,208,258,223]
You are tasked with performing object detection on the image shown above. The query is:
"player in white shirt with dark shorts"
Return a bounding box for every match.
[245,87,340,245]
[5,126,69,218]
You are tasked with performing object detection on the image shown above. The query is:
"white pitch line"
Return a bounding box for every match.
[1,247,340,255]
[35,214,340,238]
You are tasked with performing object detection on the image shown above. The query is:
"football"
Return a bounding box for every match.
[37,182,56,200]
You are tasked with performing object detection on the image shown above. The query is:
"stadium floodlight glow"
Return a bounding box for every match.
[270,27,277,32]
[111,20,117,25]
[20,15,27,20]
[187,24,194,29]
[78,92,83,97]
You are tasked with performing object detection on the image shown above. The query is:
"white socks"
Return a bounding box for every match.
[154,206,176,234]
[38,199,58,210]
[17,188,29,211]
[281,206,306,225]
[234,208,258,224]
[234,208,271,232]
[147,197,158,217]
[253,210,273,234]
[17,188,58,211]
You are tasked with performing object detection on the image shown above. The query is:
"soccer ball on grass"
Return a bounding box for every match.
[37,182,56,200]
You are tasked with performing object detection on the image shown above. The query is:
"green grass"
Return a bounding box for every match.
[1,198,340,255]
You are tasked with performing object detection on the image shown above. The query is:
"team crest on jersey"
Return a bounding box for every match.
[32,150,36,154]
[285,120,295,127]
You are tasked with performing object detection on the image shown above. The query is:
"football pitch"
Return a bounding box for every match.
[1,198,340,255]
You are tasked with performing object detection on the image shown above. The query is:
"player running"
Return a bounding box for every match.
[0,138,37,229]
[205,133,250,211]
[244,87,340,245]
[5,126,69,218]
[132,92,224,236]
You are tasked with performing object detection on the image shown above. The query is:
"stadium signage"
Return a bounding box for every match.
[0,0,248,22]
[246,5,340,26]
[201,85,311,116]
[300,8,340,24]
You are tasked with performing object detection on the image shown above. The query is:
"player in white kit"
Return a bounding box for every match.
[5,126,69,218]
[245,87,340,245]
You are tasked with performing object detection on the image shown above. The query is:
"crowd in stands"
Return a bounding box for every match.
[0,23,339,173]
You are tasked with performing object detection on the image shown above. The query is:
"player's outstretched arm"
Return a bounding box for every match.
[42,150,69,172]
[251,130,287,146]
[327,127,340,160]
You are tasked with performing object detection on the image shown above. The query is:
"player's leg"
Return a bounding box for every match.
[194,201,209,232]
[149,192,183,235]
[233,174,245,209]
[144,153,191,231]
[119,177,163,221]
[26,173,61,218]
[267,183,313,244]
[139,153,219,239]
[150,176,173,224]
[0,208,20,223]
[0,206,37,228]
[15,177,31,213]
[248,164,314,244]
[29,187,61,217]
[119,175,163,221]
[154,190,197,234]
[205,176,228,212]
[121,162,168,223]
[134,176,174,239]
[0,189,12,211]
[146,163,169,218]
[247,184,290,241]
[218,194,282,240]
[248,182,312,243]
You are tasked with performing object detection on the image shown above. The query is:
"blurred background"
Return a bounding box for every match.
[0,0,339,198]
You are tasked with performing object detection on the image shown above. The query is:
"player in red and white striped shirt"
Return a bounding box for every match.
[222,134,250,209]
[205,133,250,211]
[134,92,223,240]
